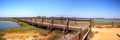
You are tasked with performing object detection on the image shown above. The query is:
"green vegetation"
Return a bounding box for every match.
[51,30,62,40]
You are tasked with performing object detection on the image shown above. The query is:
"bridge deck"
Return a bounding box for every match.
[17,19,90,30]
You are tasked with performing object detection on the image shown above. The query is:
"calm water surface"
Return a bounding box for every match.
[94,19,120,22]
[0,21,20,31]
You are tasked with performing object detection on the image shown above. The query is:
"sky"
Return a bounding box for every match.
[0,0,120,18]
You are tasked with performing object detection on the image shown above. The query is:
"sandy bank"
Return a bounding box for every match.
[90,28,120,40]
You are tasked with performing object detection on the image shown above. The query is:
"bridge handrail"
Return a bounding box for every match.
[15,17,92,40]
[69,25,90,40]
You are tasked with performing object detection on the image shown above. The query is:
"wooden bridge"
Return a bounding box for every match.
[15,16,94,40]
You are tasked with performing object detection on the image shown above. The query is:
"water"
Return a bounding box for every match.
[94,19,120,22]
[0,21,20,31]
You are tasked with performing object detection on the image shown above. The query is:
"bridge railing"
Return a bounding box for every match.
[60,24,90,40]
[15,16,93,40]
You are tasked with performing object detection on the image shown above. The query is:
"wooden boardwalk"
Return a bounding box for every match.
[15,17,94,40]
[17,19,89,30]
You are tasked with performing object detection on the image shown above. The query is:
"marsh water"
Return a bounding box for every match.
[0,21,20,31]
[94,19,120,22]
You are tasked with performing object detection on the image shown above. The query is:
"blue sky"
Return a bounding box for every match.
[0,0,120,18]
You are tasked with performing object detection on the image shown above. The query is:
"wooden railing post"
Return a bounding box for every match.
[90,18,94,27]
[47,17,54,30]
[35,17,37,24]
[62,18,69,34]
[60,17,64,24]
[37,17,39,27]
[89,18,93,31]
[50,17,54,29]
[31,17,33,25]
[75,19,77,27]
[79,29,82,40]
[61,18,69,40]
[41,17,44,24]
[112,20,114,27]
[51,18,54,27]
[88,18,94,40]
[66,19,69,28]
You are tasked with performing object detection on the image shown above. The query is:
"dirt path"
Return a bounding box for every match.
[91,28,120,40]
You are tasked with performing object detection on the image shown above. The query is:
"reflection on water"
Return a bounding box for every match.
[0,21,20,31]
